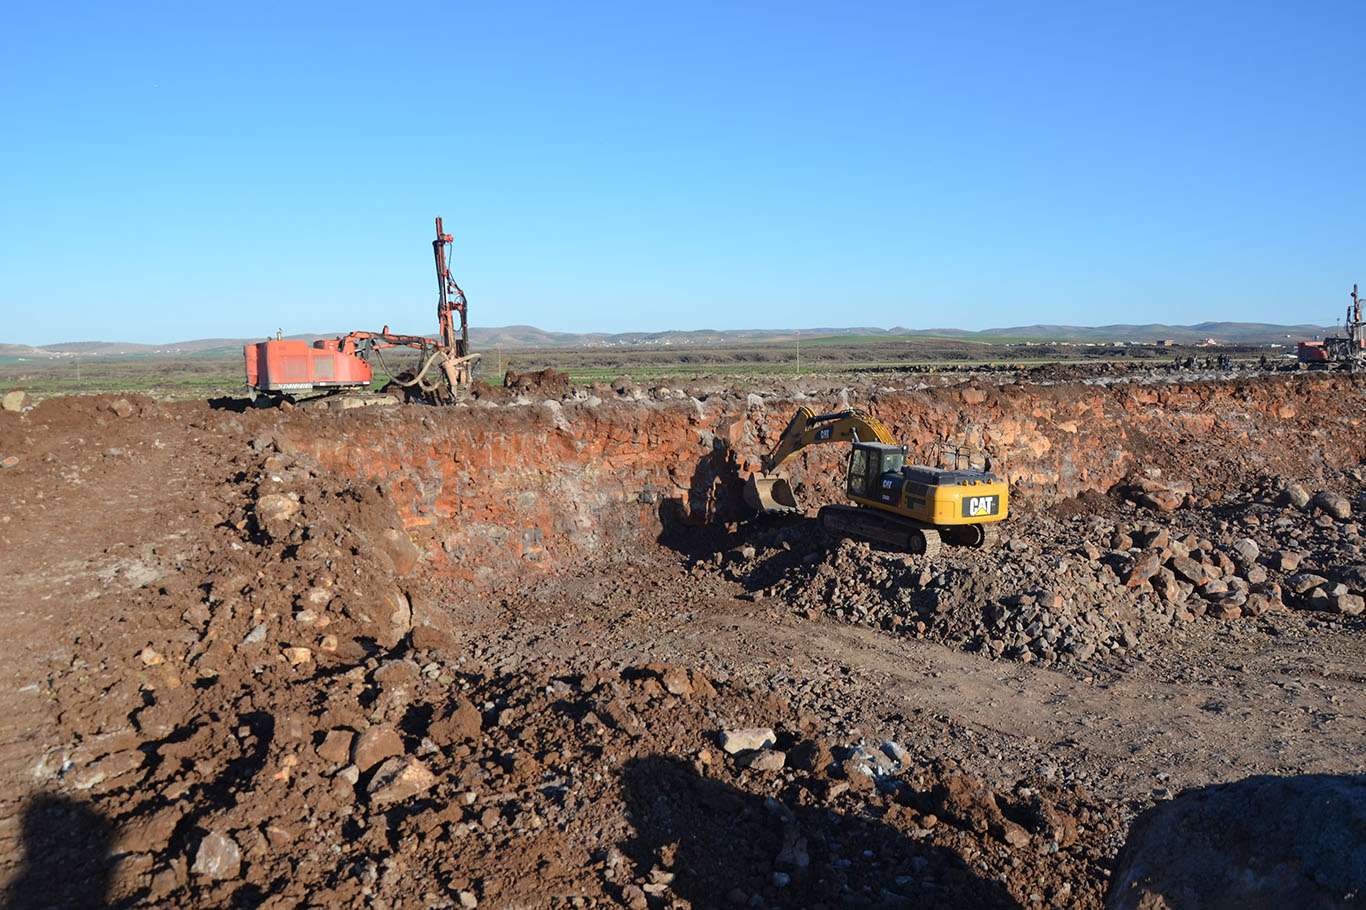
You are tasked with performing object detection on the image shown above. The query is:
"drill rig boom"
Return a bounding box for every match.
[243,216,480,404]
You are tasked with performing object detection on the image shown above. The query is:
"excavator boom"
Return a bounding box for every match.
[745,407,896,512]
[743,405,1009,556]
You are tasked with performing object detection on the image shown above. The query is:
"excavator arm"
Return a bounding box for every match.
[757,407,897,473]
[746,407,897,512]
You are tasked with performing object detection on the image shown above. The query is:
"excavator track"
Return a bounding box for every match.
[943,522,1000,550]
[818,504,942,558]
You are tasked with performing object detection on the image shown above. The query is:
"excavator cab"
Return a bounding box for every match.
[845,442,907,500]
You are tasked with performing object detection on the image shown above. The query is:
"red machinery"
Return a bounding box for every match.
[1295,340,1331,363]
[1296,284,1365,368]
[244,217,480,404]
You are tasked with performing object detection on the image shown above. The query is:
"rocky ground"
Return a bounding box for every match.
[0,374,1362,908]
[698,468,1366,674]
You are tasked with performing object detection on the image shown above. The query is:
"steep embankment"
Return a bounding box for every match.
[277,374,1366,587]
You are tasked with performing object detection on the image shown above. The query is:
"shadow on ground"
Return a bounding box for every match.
[619,755,1022,909]
[206,395,253,412]
[3,793,117,910]
[656,439,749,559]
[1107,773,1366,910]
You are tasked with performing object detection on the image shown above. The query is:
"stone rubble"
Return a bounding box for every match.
[703,469,1366,671]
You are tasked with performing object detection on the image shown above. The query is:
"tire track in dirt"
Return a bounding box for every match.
[569,603,1366,802]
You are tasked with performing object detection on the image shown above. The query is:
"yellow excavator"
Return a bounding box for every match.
[744,407,1008,557]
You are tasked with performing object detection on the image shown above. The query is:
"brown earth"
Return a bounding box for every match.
[0,371,1362,908]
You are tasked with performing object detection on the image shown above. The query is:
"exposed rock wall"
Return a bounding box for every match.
[279,375,1366,587]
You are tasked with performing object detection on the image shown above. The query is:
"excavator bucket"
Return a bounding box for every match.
[744,473,801,513]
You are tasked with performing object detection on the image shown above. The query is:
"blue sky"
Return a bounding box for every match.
[3,1,1363,344]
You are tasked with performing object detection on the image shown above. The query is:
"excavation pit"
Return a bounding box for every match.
[0,371,1363,907]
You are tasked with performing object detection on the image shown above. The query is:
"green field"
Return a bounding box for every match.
[557,356,1137,385]
[0,334,1267,401]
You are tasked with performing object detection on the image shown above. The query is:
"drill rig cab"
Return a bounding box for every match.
[1297,284,1366,369]
[745,407,1007,557]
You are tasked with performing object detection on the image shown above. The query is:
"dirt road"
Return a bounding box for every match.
[489,571,1366,804]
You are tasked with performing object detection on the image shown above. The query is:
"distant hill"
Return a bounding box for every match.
[470,321,1330,348]
[1,321,1335,360]
[0,335,345,360]
[928,321,1330,345]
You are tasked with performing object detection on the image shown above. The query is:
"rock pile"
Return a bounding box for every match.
[708,466,1365,671]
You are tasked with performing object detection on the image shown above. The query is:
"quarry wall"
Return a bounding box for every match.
[279,374,1366,587]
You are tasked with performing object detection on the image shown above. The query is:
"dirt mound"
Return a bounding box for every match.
[504,367,571,398]
[0,392,161,454]
[26,392,158,428]
[1107,774,1366,909]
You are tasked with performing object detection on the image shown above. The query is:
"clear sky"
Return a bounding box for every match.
[3,1,1363,344]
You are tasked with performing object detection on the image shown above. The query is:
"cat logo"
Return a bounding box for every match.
[815,427,833,441]
[962,495,999,517]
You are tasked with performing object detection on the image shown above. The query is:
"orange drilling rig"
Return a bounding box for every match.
[1296,284,1365,369]
[243,217,480,404]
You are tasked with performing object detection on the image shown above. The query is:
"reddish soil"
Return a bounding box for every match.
[0,373,1362,908]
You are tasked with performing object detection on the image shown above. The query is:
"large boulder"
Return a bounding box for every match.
[254,492,300,538]
[1337,564,1366,592]
[1107,774,1366,910]
[1120,475,1192,513]
[367,756,436,805]
[1313,490,1353,521]
[191,831,242,880]
[1278,482,1312,509]
[377,528,422,576]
